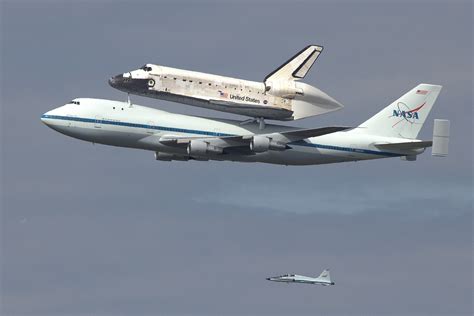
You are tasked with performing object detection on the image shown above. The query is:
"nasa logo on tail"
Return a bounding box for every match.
[390,89,429,127]
[392,101,425,121]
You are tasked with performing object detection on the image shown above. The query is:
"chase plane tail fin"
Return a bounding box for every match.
[318,269,331,282]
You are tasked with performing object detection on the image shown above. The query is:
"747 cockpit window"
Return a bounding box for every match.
[68,100,80,105]
[140,65,152,72]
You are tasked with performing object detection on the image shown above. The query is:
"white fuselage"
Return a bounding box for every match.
[41,98,422,166]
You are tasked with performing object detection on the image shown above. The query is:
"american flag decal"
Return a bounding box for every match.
[416,89,428,95]
[218,90,228,98]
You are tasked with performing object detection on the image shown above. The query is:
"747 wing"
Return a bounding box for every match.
[156,126,351,155]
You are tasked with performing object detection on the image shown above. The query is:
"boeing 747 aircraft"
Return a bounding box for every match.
[108,45,343,127]
[267,269,335,286]
[41,84,449,166]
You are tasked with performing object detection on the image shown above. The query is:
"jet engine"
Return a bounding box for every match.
[265,81,304,99]
[250,136,286,153]
[155,152,190,161]
[187,140,223,156]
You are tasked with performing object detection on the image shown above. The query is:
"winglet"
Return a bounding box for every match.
[264,45,323,82]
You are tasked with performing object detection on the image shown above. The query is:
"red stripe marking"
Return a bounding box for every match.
[407,102,426,113]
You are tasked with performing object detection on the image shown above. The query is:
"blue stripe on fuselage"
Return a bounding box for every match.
[42,114,233,137]
[41,114,401,157]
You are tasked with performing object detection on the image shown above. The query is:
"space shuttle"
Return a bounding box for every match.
[108,45,343,128]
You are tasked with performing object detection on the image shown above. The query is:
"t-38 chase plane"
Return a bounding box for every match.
[108,45,343,128]
[41,84,449,166]
[267,269,335,286]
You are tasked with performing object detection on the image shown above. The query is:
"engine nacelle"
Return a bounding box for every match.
[250,136,270,152]
[250,136,286,153]
[155,152,189,161]
[187,140,223,156]
[265,80,303,99]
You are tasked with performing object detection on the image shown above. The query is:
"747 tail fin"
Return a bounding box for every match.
[357,84,442,139]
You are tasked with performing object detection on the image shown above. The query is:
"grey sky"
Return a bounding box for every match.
[1,1,472,315]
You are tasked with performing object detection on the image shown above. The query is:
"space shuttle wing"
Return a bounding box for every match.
[207,99,255,108]
[208,98,266,109]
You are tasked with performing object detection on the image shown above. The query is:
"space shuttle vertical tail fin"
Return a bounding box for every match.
[264,45,323,83]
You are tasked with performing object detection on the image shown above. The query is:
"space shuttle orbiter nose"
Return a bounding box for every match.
[108,73,149,94]
[108,74,121,88]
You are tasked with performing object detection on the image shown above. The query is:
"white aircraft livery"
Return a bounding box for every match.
[41,84,449,166]
[108,45,343,126]
[267,269,335,286]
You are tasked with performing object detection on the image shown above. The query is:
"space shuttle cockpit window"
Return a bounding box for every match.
[67,100,80,105]
[140,65,152,72]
